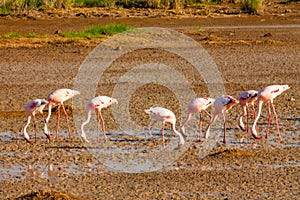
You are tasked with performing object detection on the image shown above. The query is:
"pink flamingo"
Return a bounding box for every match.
[81,96,118,142]
[180,98,215,140]
[238,90,258,133]
[251,85,290,140]
[145,107,185,149]
[46,88,80,139]
[23,99,52,143]
[205,95,239,144]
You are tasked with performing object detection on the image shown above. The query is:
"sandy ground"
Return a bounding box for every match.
[0,1,300,199]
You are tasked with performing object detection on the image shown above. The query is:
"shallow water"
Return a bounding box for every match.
[0,119,299,181]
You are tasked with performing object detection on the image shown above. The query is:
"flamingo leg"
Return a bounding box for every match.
[61,104,72,138]
[223,113,227,144]
[148,120,157,146]
[56,104,61,139]
[98,110,107,142]
[32,115,37,143]
[96,110,100,142]
[96,110,107,141]
[271,102,282,141]
[161,121,166,149]
[199,112,203,141]
[266,101,272,139]
[203,109,212,118]
[40,112,52,142]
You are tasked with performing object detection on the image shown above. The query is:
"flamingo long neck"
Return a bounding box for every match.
[46,105,52,123]
[238,105,247,130]
[251,100,263,136]
[23,116,31,140]
[171,123,185,145]
[180,113,192,133]
[205,113,219,139]
[81,110,92,142]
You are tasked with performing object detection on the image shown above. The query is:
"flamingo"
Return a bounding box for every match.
[238,90,258,133]
[205,95,239,144]
[46,88,80,139]
[23,99,52,143]
[81,96,118,142]
[180,97,215,141]
[145,107,185,149]
[251,85,290,140]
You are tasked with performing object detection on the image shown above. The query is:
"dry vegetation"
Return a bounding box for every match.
[0,0,280,14]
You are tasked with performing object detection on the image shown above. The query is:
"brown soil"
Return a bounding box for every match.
[0,1,300,199]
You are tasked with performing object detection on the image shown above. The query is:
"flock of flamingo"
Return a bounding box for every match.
[23,84,290,148]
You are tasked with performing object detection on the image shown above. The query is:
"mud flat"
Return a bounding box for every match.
[0,2,300,199]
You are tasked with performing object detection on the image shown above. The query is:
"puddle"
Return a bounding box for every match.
[0,131,23,141]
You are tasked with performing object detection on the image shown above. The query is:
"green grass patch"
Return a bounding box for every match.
[73,0,107,7]
[25,33,40,38]
[241,0,263,14]
[0,7,13,15]
[2,33,23,39]
[193,24,203,30]
[199,0,221,5]
[1,24,129,40]
[61,24,131,39]
[2,33,48,39]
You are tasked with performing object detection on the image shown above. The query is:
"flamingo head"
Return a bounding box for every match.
[281,85,290,92]
[40,99,49,106]
[109,98,118,105]
[207,98,215,107]
[72,90,81,96]
[225,96,239,110]
[144,107,152,115]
